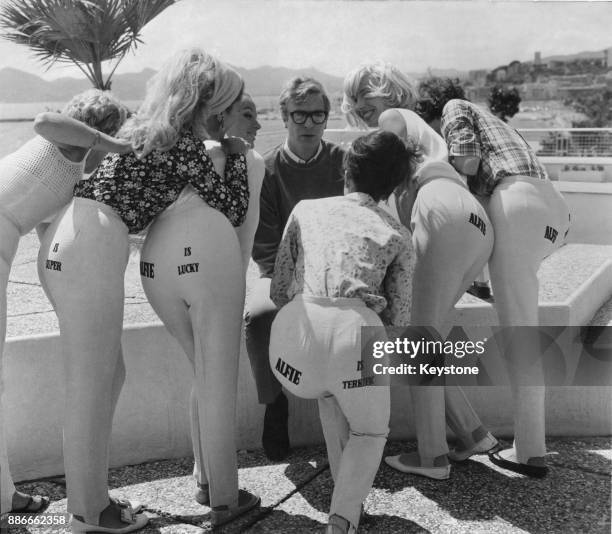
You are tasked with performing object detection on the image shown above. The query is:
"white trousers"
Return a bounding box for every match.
[270,295,389,530]
[485,176,570,462]
[38,198,129,523]
[410,179,495,462]
[0,212,31,513]
[139,193,245,508]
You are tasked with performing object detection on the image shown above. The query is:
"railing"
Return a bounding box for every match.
[324,128,612,157]
[322,128,612,183]
[516,128,612,157]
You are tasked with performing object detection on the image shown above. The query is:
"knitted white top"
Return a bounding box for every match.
[0,136,87,235]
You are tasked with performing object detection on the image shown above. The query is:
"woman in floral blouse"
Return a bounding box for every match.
[269,130,414,534]
[138,79,265,527]
[37,48,259,533]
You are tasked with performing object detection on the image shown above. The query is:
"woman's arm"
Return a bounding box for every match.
[270,210,299,309]
[440,101,481,176]
[33,112,132,155]
[234,150,265,277]
[380,234,413,327]
[378,109,408,141]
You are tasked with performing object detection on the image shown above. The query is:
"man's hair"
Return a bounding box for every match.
[415,77,468,123]
[279,77,330,120]
[344,130,416,202]
[62,89,129,136]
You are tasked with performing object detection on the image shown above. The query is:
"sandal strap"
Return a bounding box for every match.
[11,495,49,513]
[111,498,133,510]
[119,506,136,525]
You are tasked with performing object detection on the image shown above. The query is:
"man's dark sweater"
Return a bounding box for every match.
[252,140,346,277]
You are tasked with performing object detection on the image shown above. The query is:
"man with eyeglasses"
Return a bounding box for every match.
[245,77,345,461]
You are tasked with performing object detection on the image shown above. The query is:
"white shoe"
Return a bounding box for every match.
[385,455,451,480]
[71,510,148,533]
[448,432,499,462]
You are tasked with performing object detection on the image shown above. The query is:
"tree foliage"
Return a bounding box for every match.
[488,85,521,122]
[0,0,177,89]
[566,90,612,128]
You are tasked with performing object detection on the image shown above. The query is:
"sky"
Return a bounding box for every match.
[0,0,611,79]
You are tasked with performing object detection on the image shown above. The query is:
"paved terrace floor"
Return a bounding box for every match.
[9,437,612,533]
[6,233,612,533]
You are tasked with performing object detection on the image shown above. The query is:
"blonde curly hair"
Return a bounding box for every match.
[62,89,129,136]
[120,48,243,157]
[342,62,416,128]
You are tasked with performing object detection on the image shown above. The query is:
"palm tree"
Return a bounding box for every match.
[0,0,177,89]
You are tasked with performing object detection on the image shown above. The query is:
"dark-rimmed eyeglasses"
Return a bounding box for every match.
[289,110,328,125]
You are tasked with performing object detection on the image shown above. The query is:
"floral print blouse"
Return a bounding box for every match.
[271,192,413,326]
[74,131,249,233]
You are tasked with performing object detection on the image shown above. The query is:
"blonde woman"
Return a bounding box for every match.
[38,49,257,532]
[0,89,129,518]
[341,61,416,128]
[139,82,265,527]
[378,109,498,480]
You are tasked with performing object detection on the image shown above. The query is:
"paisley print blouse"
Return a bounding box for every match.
[271,192,413,326]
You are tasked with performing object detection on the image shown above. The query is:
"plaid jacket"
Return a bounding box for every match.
[441,99,547,196]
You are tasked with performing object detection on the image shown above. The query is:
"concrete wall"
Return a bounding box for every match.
[541,157,612,182]
[4,320,611,482]
[553,182,612,245]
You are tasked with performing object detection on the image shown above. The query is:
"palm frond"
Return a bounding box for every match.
[0,0,178,88]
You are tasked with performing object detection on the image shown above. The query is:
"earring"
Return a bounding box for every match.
[218,113,225,130]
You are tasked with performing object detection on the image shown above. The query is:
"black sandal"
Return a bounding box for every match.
[489,450,548,478]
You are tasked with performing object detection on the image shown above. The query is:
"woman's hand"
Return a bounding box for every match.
[221,136,249,155]
[114,138,134,154]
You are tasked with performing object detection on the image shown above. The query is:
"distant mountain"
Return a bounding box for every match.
[0,65,344,103]
[236,65,344,96]
[3,46,607,104]
[541,47,612,64]
[408,68,470,81]
[0,67,156,103]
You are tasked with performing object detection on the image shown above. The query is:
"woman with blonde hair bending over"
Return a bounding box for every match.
[341,61,416,128]
[139,65,265,525]
[378,109,498,480]
[0,89,129,518]
[343,67,500,477]
[38,49,258,532]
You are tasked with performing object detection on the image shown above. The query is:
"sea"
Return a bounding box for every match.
[0,98,583,126]
[0,98,346,158]
[0,98,585,160]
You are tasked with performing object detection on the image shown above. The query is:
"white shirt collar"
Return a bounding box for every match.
[283,140,323,164]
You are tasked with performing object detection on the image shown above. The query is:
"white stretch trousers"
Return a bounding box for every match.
[485,176,570,462]
[0,212,20,514]
[270,295,389,530]
[139,193,245,508]
[38,198,129,524]
[410,178,495,463]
